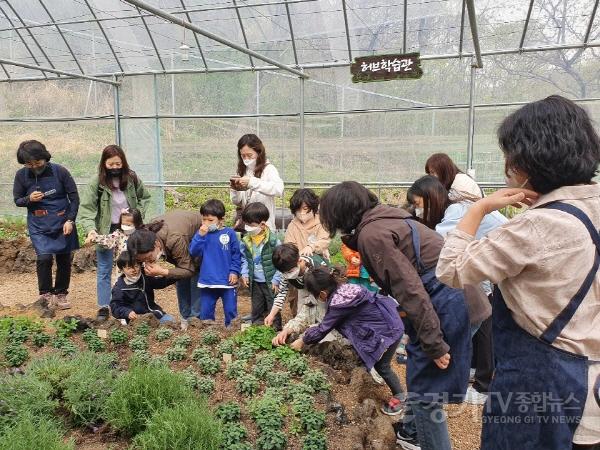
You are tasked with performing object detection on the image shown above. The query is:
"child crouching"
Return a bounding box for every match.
[291,267,406,416]
[110,251,176,325]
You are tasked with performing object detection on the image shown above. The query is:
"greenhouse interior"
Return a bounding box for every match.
[0,1,600,450]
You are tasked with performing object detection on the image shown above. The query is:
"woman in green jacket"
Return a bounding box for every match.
[79,145,151,321]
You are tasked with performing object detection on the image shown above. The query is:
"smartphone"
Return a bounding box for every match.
[43,189,57,196]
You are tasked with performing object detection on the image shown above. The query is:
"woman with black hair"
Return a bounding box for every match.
[425,153,483,200]
[407,175,508,406]
[230,134,284,231]
[126,210,203,330]
[319,181,472,450]
[437,95,600,450]
[13,140,79,311]
[79,145,152,322]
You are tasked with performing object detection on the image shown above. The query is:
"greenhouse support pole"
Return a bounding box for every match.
[300,76,305,188]
[113,75,121,145]
[256,72,260,135]
[153,74,165,213]
[466,61,476,177]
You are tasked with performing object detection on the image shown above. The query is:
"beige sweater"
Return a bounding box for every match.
[437,183,600,444]
[284,214,330,255]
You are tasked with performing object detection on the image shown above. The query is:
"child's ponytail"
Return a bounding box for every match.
[304,266,345,299]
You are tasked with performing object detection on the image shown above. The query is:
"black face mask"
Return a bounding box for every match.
[107,168,123,178]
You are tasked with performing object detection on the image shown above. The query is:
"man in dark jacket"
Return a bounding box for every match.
[110,251,176,325]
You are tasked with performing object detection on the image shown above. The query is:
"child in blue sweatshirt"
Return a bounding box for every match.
[189,199,241,327]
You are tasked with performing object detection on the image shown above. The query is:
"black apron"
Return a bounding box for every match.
[26,163,79,255]
[482,201,598,449]
[404,219,471,404]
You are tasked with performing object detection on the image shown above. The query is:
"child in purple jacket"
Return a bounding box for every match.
[290,267,406,416]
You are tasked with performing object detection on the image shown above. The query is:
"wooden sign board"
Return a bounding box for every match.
[351,52,423,83]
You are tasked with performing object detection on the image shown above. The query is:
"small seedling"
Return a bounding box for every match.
[256,429,287,450]
[236,374,259,397]
[222,423,247,447]
[215,402,241,423]
[303,369,331,393]
[196,376,215,395]
[109,329,128,345]
[51,318,79,338]
[191,346,211,362]
[154,327,173,342]
[165,345,187,361]
[303,431,327,450]
[135,322,151,336]
[31,332,50,348]
[3,342,28,366]
[226,360,247,380]
[302,410,326,432]
[196,355,220,375]
[129,335,148,351]
[283,355,309,376]
[234,343,256,361]
[253,353,276,378]
[217,339,235,356]
[201,330,220,345]
[173,334,192,348]
[266,371,290,388]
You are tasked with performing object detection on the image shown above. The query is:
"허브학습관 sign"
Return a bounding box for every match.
[351,53,423,83]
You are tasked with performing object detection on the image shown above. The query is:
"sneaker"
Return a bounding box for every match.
[396,343,406,354]
[394,423,421,450]
[96,307,110,322]
[180,318,189,331]
[381,397,405,416]
[241,314,252,323]
[53,294,72,310]
[369,367,385,385]
[464,385,488,405]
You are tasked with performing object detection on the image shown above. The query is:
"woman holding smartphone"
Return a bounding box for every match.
[230,134,284,232]
[12,140,80,311]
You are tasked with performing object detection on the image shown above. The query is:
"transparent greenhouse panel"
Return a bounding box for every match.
[303,108,469,184]
[474,51,599,102]
[304,59,471,112]
[120,118,165,216]
[159,116,300,183]
[0,120,115,216]
[0,79,113,120]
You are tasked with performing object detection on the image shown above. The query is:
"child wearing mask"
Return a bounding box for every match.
[239,202,282,330]
[110,251,176,325]
[85,208,143,257]
[189,199,241,327]
[283,188,331,315]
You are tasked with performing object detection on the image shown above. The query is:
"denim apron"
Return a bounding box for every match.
[26,163,79,256]
[404,219,471,404]
[482,202,598,450]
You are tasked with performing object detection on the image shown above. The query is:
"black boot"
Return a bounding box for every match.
[96,307,110,322]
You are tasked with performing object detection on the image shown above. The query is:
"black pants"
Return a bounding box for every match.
[472,307,494,393]
[374,338,405,398]
[251,281,282,331]
[36,252,73,295]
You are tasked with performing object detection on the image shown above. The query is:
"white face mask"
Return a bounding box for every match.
[415,207,424,219]
[244,224,262,236]
[154,249,164,262]
[296,212,312,224]
[124,272,141,285]
[243,158,256,169]
[283,266,301,280]
[207,223,219,233]
[121,224,135,235]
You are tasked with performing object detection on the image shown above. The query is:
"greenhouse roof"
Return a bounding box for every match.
[0,0,599,83]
